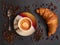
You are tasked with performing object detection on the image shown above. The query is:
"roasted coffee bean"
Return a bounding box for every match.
[3,31,14,43]
[40,5,43,7]
[50,2,53,6]
[50,35,54,41]
[42,4,44,6]
[46,37,49,40]
[4,23,7,26]
[56,35,58,40]
[42,37,44,40]
[54,5,57,9]
[33,29,42,41]
[51,8,55,11]
[46,3,48,6]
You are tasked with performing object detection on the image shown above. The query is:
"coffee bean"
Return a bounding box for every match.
[51,8,55,11]
[21,38,23,40]
[56,35,58,40]
[51,38,53,40]
[40,5,43,7]
[46,3,48,6]
[46,37,49,40]
[4,23,7,26]
[42,4,44,6]
[33,29,42,41]
[50,2,53,6]
[54,5,57,9]
[42,37,44,40]
[48,5,51,9]
[35,4,38,7]
[38,21,40,23]
[50,36,54,41]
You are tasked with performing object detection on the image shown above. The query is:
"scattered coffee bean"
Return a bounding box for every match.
[39,25,40,27]
[54,5,57,9]
[48,5,51,9]
[51,38,53,40]
[46,37,49,40]
[31,37,34,41]
[21,38,23,40]
[40,29,43,33]
[50,2,53,6]
[55,35,58,40]
[3,31,14,43]
[24,5,30,11]
[4,23,7,26]
[14,34,17,38]
[50,35,54,41]
[15,6,20,11]
[33,29,42,41]
[40,5,43,7]
[32,3,35,7]
[42,4,44,6]
[2,1,6,10]
[46,3,48,6]
[35,4,38,7]
[38,21,40,23]
[51,8,55,11]
[42,37,44,40]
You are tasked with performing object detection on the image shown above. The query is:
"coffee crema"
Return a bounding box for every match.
[20,18,31,30]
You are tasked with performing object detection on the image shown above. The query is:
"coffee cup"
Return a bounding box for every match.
[18,17,32,32]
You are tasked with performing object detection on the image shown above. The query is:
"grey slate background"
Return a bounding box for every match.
[0,0,60,45]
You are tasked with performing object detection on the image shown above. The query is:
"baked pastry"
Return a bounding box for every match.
[36,8,58,36]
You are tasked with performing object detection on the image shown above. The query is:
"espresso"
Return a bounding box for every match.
[20,18,31,30]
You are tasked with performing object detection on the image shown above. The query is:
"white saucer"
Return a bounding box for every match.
[14,15,35,36]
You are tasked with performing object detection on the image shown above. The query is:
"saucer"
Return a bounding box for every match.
[14,15,35,36]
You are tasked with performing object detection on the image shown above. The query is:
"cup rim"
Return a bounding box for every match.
[18,17,32,32]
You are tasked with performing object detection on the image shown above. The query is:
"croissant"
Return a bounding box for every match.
[36,8,58,36]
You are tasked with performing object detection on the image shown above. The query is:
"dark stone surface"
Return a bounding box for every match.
[0,0,60,45]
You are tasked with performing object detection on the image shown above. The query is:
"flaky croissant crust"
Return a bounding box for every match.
[36,8,58,36]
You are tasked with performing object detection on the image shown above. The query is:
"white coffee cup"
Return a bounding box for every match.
[18,17,32,32]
